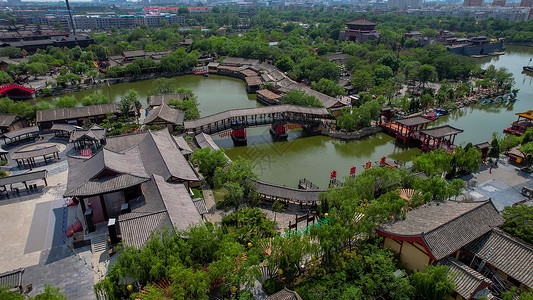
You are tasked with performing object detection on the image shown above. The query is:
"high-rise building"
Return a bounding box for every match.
[464,0,483,6]
[521,0,533,7]
[388,0,424,9]
[492,0,506,6]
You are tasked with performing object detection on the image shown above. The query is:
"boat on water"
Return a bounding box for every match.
[525,58,533,73]
[435,108,447,115]
[423,111,439,120]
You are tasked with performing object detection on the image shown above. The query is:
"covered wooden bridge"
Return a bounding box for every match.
[184,105,331,135]
[253,180,327,205]
[0,170,48,191]
[11,145,60,168]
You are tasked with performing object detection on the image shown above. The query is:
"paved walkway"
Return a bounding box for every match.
[461,155,533,210]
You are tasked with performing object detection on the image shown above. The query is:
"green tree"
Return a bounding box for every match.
[118,89,141,120]
[0,70,13,84]
[412,149,453,177]
[415,64,437,88]
[411,265,454,300]
[275,55,295,72]
[350,70,373,93]
[489,137,500,160]
[281,90,323,108]
[178,7,190,14]
[311,78,345,97]
[151,77,177,95]
[190,148,228,185]
[501,204,533,244]
[55,96,77,108]
[81,93,110,106]
[272,199,285,223]
[27,62,47,79]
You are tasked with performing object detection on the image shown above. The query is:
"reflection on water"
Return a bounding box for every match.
[32,46,533,187]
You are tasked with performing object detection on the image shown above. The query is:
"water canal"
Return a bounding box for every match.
[34,45,533,188]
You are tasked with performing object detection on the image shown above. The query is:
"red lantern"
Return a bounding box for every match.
[350,166,356,175]
[380,157,386,165]
[330,170,337,179]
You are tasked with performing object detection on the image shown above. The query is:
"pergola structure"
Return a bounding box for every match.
[0,170,48,190]
[50,123,79,138]
[504,110,533,136]
[420,125,464,152]
[2,126,39,145]
[11,145,60,168]
[381,116,433,143]
[69,124,106,150]
[0,149,7,161]
[253,180,327,205]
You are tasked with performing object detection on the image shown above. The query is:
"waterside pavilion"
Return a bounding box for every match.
[504,110,533,136]
[420,125,464,152]
[381,116,433,143]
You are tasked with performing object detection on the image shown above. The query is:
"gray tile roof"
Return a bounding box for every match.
[195,132,220,151]
[118,175,203,249]
[420,125,464,138]
[377,200,504,260]
[3,126,39,139]
[153,174,202,231]
[50,123,80,134]
[265,288,302,300]
[172,135,193,155]
[139,130,198,182]
[36,104,119,123]
[148,93,190,107]
[143,103,184,126]
[118,210,172,249]
[0,114,20,127]
[11,145,59,160]
[438,257,491,300]
[0,170,47,186]
[395,116,433,127]
[345,17,378,26]
[69,124,106,143]
[464,228,533,289]
[254,180,327,203]
[184,105,329,129]
[64,147,150,197]
[104,131,149,152]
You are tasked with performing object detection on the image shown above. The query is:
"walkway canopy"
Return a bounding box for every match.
[0,170,48,189]
[184,105,330,133]
[51,123,79,137]
[253,180,327,203]
[2,126,39,145]
[70,124,106,150]
[11,145,60,168]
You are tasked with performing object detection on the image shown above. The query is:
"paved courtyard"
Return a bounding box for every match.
[461,156,533,210]
[0,134,98,299]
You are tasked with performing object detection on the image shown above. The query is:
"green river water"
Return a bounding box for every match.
[37,45,533,188]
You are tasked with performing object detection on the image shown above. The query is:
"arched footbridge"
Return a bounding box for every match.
[184,105,332,135]
[0,83,36,100]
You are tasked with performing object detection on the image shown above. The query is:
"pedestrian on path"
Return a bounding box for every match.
[490,165,493,174]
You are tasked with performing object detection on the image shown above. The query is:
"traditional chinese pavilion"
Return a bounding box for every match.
[420,125,463,152]
[503,110,533,136]
[382,116,433,143]
[340,17,381,43]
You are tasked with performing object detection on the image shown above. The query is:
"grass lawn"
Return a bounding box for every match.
[212,188,227,205]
